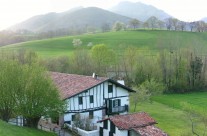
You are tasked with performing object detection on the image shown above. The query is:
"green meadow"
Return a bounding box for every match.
[2,30,207,58]
[131,92,207,136]
[0,120,56,136]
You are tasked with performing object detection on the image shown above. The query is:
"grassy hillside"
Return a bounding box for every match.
[0,120,56,136]
[2,30,207,58]
[131,92,207,135]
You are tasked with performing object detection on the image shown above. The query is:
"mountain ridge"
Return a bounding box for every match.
[9,1,173,32]
[110,1,172,21]
[9,7,132,32]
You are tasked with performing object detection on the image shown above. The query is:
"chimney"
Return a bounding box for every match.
[92,73,98,79]
[117,80,125,85]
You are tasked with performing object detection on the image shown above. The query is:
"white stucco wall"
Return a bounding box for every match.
[115,128,128,136]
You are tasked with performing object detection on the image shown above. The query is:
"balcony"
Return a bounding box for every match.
[107,105,128,115]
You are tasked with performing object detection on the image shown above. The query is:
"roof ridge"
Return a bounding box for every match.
[50,71,109,79]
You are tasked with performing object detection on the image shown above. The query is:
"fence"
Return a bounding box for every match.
[39,124,65,136]
[8,116,24,126]
[66,123,99,136]
[8,117,65,136]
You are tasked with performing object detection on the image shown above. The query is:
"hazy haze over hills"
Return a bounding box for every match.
[110,1,171,21]
[9,1,172,32]
[10,7,131,32]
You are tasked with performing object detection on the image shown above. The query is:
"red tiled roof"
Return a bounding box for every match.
[50,72,108,99]
[109,112,156,130]
[97,112,168,135]
[132,125,168,136]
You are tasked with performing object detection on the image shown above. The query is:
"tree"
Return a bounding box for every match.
[0,60,65,128]
[113,21,125,31]
[129,19,140,29]
[122,46,138,86]
[16,64,65,128]
[0,60,22,122]
[101,23,111,32]
[179,21,186,31]
[165,18,173,30]
[172,18,179,31]
[72,39,82,47]
[146,16,159,30]
[195,21,206,32]
[142,22,149,29]
[131,86,150,112]
[140,78,166,96]
[189,22,196,32]
[190,56,203,88]
[72,48,93,75]
[91,44,116,75]
[157,20,165,30]
[182,102,207,136]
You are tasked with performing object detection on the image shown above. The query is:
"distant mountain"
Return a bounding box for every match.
[9,7,132,32]
[201,17,207,22]
[110,1,172,21]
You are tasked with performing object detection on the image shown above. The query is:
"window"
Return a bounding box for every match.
[64,121,71,124]
[90,95,94,103]
[108,85,113,93]
[72,115,75,121]
[104,120,108,129]
[113,99,120,107]
[89,111,93,119]
[79,97,83,105]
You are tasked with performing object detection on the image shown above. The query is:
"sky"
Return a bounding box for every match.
[0,0,207,30]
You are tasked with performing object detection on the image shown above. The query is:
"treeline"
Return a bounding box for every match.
[1,44,207,94]
[116,17,207,32]
[31,44,207,93]
[0,28,85,47]
[1,16,207,47]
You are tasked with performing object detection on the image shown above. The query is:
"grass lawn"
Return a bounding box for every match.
[1,30,207,58]
[152,92,207,111]
[130,92,207,135]
[0,120,56,136]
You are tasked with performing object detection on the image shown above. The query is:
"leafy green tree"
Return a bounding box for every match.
[0,60,22,122]
[190,56,203,89]
[72,49,93,75]
[0,59,65,128]
[140,78,166,96]
[131,86,150,112]
[91,44,116,75]
[16,64,65,128]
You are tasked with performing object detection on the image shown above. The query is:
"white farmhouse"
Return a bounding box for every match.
[51,72,167,136]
